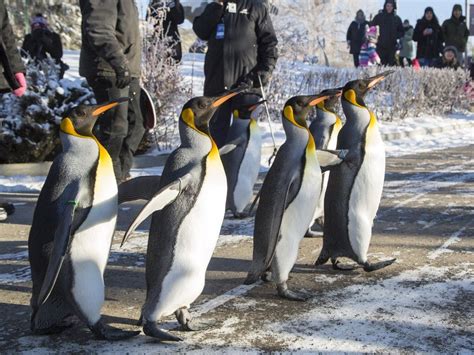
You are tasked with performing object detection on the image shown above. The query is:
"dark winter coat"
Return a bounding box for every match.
[21,29,63,61]
[370,10,404,50]
[442,16,469,53]
[346,20,369,54]
[79,0,141,78]
[0,0,25,93]
[413,17,443,60]
[149,0,185,62]
[193,0,278,96]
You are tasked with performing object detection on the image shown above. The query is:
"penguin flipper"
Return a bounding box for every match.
[219,136,245,156]
[316,149,348,171]
[118,175,162,204]
[37,192,79,307]
[121,173,192,247]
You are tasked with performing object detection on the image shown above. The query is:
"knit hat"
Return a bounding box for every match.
[424,7,434,14]
[452,4,462,13]
[384,0,397,10]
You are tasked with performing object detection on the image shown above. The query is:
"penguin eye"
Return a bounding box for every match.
[198,100,207,110]
[296,99,304,107]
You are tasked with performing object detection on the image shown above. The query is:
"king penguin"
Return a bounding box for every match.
[120,90,241,341]
[306,89,343,237]
[28,99,140,340]
[244,91,347,301]
[315,71,396,272]
[220,92,265,218]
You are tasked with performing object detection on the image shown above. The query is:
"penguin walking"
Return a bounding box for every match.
[244,92,347,301]
[121,90,241,341]
[220,92,265,218]
[28,99,139,340]
[306,89,343,237]
[315,71,396,272]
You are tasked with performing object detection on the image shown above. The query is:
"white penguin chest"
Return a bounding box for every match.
[281,146,321,241]
[234,121,261,211]
[155,151,227,317]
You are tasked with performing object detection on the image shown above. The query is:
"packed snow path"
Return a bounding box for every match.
[0,144,473,352]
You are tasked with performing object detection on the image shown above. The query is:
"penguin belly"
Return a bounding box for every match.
[233,121,261,214]
[69,153,117,325]
[149,156,227,320]
[272,150,321,283]
[347,122,385,263]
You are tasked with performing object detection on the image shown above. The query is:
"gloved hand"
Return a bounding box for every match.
[232,71,254,90]
[13,72,27,97]
[252,70,271,88]
[114,65,132,89]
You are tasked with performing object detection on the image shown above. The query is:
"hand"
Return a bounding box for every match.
[13,73,27,97]
[252,70,271,88]
[423,28,432,36]
[115,65,132,89]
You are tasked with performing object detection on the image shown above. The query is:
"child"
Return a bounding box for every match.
[359,25,381,67]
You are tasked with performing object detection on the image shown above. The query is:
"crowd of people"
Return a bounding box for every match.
[347,0,470,70]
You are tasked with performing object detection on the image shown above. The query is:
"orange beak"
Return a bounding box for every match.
[92,97,129,116]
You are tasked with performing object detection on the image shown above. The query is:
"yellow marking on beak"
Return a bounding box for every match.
[92,102,120,116]
[212,92,239,108]
[309,95,330,106]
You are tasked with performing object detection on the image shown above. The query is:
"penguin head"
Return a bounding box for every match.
[180,90,243,137]
[230,92,264,120]
[283,91,340,129]
[342,71,393,107]
[60,98,129,137]
[317,88,342,113]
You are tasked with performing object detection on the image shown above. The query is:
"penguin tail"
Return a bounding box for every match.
[314,250,330,266]
[90,320,140,341]
[244,272,260,285]
[143,321,183,342]
[363,258,396,272]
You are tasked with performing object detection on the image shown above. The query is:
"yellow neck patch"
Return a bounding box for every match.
[344,89,365,109]
[182,107,209,137]
[316,101,328,113]
[60,118,88,138]
[283,105,304,129]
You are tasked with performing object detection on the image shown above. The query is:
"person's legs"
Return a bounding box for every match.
[209,101,232,148]
[87,76,129,182]
[120,79,145,181]
[353,53,360,67]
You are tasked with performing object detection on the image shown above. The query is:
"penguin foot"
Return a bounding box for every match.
[143,320,183,342]
[90,321,140,341]
[332,259,357,271]
[32,320,74,336]
[233,212,248,219]
[181,319,214,331]
[261,271,272,282]
[363,258,396,272]
[304,228,321,238]
[277,283,310,302]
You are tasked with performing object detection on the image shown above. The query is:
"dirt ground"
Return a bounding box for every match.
[0,145,472,353]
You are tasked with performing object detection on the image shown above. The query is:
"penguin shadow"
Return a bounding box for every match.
[207,257,252,273]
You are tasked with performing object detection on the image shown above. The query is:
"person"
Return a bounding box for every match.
[441,4,470,66]
[413,7,443,67]
[21,13,69,78]
[148,0,185,63]
[399,19,415,67]
[193,0,278,147]
[346,9,369,67]
[433,46,460,70]
[370,0,404,66]
[79,0,145,183]
[0,0,27,221]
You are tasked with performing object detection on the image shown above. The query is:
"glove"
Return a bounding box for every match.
[13,73,27,97]
[252,70,271,88]
[114,65,132,89]
[232,72,254,90]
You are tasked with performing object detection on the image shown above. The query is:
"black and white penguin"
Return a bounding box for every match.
[28,99,140,340]
[315,71,396,271]
[306,89,343,236]
[121,90,241,341]
[244,91,347,301]
[220,92,264,218]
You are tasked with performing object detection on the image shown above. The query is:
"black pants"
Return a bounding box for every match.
[87,76,145,182]
[377,47,397,66]
[209,101,232,148]
[352,53,360,67]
